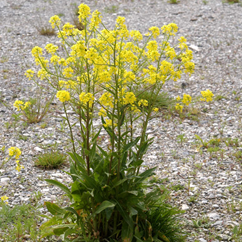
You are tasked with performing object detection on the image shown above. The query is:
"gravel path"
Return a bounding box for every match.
[1,0,242,241]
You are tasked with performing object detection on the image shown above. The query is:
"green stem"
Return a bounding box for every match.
[63,102,76,154]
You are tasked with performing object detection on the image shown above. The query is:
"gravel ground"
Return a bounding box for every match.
[1,0,242,241]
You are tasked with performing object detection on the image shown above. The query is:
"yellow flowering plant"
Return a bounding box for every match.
[0,146,24,174]
[25,4,214,241]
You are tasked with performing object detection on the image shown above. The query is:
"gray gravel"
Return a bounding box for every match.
[1,0,242,241]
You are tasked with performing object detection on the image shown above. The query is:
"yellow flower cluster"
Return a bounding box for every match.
[45,43,58,55]
[123,92,136,105]
[25,69,34,80]
[161,23,178,36]
[99,93,114,108]
[182,94,192,106]
[78,3,91,21]
[149,26,160,39]
[201,89,214,102]
[79,92,94,107]
[56,90,70,102]
[138,99,148,107]
[90,10,102,29]
[13,100,31,111]
[59,80,77,89]
[8,147,24,172]
[49,15,61,29]
[1,195,9,205]
[8,147,21,159]
[175,103,183,113]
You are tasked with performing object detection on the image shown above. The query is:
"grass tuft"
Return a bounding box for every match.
[36,25,55,36]
[34,151,67,169]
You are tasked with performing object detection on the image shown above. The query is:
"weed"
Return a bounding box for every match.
[176,134,187,147]
[231,224,242,241]
[226,0,239,3]
[192,216,211,228]
[104,5,119,13]
[36,25,55,36]
[215,94,226,101]
[171,184,185,191]
[34,151,67,169]
[225,137,239,147]
[0,201,42,241]
[169,0,179,3]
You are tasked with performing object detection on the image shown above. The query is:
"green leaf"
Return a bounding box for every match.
[64,228,78,240]
[68,152,86,168]
[45,202,66,215]
[112,178,128,188]
[123,137,140,154]
[115,200,134,228]
[95,200,116,214]
[121,221,133,242]
[64,206,80,219]
[135,167,157,184]
[53,226,69,236]
[45,179,71,196]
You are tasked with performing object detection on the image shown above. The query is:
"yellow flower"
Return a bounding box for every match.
[78,4,91,21]
[37,69,50,80]
[123,92,136,105]
[153,107,159,112]
[90,10,102,29]
[161,23,178,36]
[103,119,115,128]
[98,108,107,117]
[8,147,21,159]
[50,55,60,64]
[138,99,148,107]
[182,94,192,106]
[62,23,75,36]
[56,90,71,102]
[1,196,9,204]
[176,96,181,101]
[13,100,24,111]
[16,164,24,172]
[149,26,160,39]
[45,43,58,54]
[201,89,214,102]
[99,92,114,108]
[49,15,61,29]
[178,36,187,43]
[63,67,74,78]
[31,46,43,58]
[23,101,31,110]
[175,103,183,113]
[25,69,34,80]
[79,92,94,107]
[130,30,143,41]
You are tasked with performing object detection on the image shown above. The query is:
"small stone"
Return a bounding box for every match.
[207,212,220,220]
[189,44,200,52]
[212,221,223,226]
[34,147,43,152]
[0,177,10,186]
[199,239,207,242]
[181,204,189,210]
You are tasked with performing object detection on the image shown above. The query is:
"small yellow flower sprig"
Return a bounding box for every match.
[13,100,31,111]
[1,195,9,205]
[201,89,214,102]
[175,89,214,114]
[8,147,24,172]
[175,94,192,113]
